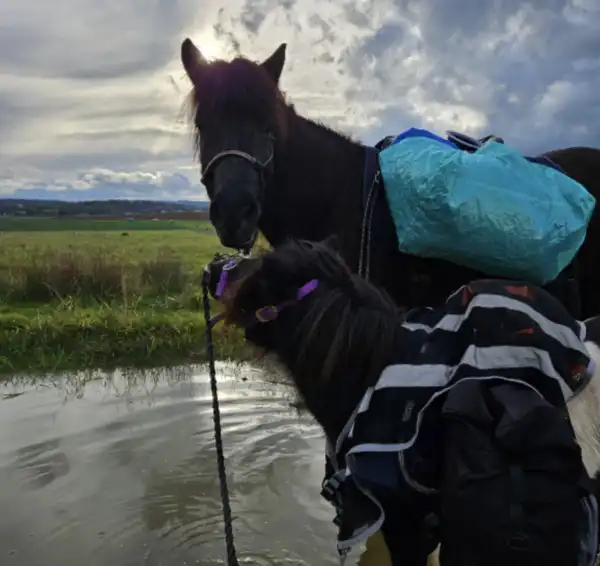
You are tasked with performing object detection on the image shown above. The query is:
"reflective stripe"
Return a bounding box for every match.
[348,376,544,454]
[376,364,450,390]
[403,322,432,332]
[468,294,589,356]
[460,344,573,398]
[326,284,592,560]
[403,293,588,357]
[376,345,574,399]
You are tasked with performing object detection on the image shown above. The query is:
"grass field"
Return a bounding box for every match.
[0,217,258,375]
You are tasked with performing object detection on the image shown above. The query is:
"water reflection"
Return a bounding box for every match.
[0,363,364,565]
[13,438,71,490]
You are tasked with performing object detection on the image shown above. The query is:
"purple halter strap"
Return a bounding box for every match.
[214,260,238,299]
[210,260,319,328]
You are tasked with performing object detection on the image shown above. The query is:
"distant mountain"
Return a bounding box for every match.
[4,187,209,203]
[175,200,209,209]
[0,198,209,218]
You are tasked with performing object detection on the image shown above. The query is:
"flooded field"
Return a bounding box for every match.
[0,363,388,565]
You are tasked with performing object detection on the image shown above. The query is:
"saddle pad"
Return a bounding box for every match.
[379,136,596,284]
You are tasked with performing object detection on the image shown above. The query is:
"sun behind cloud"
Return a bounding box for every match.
[190,30,229,61]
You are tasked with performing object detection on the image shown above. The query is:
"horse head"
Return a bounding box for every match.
[181,38,289,252]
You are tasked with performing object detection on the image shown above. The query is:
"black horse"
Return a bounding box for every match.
[207,239,600,566]
[181,38,600,319]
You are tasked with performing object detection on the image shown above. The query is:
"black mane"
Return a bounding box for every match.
[225,239,408,438]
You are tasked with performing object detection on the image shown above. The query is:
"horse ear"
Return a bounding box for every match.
[181,38,207,84]
[261,43,287,84]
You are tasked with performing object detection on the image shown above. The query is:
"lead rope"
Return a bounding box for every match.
[202,271,240,566]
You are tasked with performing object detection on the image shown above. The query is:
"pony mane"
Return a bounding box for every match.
[294,270,405,385]
[222,240,408,432]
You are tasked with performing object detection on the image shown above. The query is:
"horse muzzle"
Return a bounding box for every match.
[210,202,259,253]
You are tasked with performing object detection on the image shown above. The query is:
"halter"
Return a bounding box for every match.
[201,136,275,199]
[207,256,319,329]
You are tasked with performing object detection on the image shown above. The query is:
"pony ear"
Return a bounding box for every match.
[181,38,207,83]
[261,43,287,84]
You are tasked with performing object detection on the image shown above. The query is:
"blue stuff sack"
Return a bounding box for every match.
[379,136,596,284]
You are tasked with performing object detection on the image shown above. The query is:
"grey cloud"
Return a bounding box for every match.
[53,127,186,145]
[0,88,151,133]
[0,27,165,81]
[213,9,243,55]
[308,15,336,44]
[73,101,181,124]
[0,0,195,82]
[360,24,405,60]
[6,149,187,175]
[344,0,600,153]
[313,52,335,64]
[238,0,297,35]
[340,3,371,28]
[240,2,269,34]
[1,168,204,201]
[2,0,600,200]
[0,93,29,133]
[81,169,197,194]
[412,0,518,44]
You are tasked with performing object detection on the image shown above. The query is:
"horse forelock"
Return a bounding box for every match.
[188,57,288,133]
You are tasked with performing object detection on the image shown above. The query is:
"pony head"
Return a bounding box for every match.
[207,239,403,434]
[208,239,353,348]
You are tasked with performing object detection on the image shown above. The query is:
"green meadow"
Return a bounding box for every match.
[0,217,254,375]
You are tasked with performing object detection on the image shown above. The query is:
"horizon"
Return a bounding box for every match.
[0,195,209,203]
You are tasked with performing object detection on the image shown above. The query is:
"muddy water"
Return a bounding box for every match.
[0,363,389,565]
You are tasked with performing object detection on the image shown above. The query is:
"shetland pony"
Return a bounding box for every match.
[208,240,600,566]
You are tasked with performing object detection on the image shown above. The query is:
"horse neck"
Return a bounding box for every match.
[260,114,367,265]
[279,303,408,442]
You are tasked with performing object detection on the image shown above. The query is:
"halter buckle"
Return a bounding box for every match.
[255,305,279,323]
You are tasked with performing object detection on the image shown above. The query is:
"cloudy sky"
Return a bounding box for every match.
[1,0,598,201]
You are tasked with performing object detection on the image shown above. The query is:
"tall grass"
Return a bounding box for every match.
[0,228,270,306]
[0,307,251,374]
[0,226,262,375]
[0,249,191,304]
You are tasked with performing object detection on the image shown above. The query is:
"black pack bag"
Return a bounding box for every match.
[438,380,594,566]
